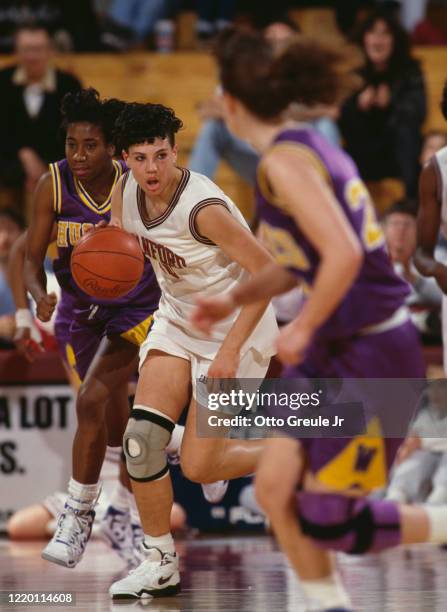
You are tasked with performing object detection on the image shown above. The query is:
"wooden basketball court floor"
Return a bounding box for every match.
[1,535,447,611]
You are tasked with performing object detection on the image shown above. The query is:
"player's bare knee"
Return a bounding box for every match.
[76,381,106,425]
[255,469,290,513]
[180,456,216,484]
[123,406,174,482]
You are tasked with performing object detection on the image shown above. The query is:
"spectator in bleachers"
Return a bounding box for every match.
[338,8,426,200]
[195,0,236,46]
[100,0,178,51]
[189,16,341,188]
[0,0,62,53]
[383,199,443,339]
[0,23,81,215]
[386,379,447,505]
[0,208,25,344]
[0,0,100,53]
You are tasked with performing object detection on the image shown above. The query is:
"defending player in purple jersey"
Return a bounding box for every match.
[24,88,161,570]
[190,28,447,612]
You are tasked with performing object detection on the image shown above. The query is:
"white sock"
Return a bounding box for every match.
[108,481,129,513]
[425,505,447,543]
[166,424,184,456]
[104,445,121,465]
[68,477,100,503]
[144,532,175,555]
[300,573,352,611]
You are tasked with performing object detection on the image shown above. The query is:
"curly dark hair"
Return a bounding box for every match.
[113,103,183,151]
[215,26,360,120]
[442,81,447,121]
[60,88,126,144]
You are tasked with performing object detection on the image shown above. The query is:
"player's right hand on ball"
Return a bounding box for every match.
[109,217,122,229]
[83,220,108,234]
[36,292,57,322]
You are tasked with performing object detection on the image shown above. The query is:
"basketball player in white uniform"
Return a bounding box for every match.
[108,102,278,599]
[415,82,447,368]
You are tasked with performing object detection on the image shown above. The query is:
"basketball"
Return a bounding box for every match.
[71,226,144,299]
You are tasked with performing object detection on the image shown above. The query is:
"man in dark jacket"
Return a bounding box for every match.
[0,23,81,213]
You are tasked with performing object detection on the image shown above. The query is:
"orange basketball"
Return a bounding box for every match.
[71,226,144,299]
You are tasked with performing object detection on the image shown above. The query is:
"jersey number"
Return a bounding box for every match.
[344,178,384,251]
[259,222,311,271]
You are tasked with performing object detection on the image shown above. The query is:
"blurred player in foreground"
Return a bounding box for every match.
[192,28,447,612]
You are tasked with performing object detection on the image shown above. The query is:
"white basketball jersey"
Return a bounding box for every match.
[436,146,447,238]
[122,168,278,358]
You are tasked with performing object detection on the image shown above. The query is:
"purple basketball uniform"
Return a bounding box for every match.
[256,126,425,491]
[49,158,160,380]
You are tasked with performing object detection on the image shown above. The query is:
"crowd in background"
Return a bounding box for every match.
[0,0,447,528]
[0,1,446,54]
[1,3,447,343]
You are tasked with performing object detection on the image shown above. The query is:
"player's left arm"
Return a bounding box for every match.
[194,205,279,377]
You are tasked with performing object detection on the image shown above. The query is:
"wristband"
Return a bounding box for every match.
[15,309,33,328]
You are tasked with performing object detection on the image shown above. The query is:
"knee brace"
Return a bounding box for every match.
[297,492,401,554]
[123,406,175,482]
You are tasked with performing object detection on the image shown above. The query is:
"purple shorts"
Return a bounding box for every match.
[284,320,425,490]
[54,291,76,366]
[68,302,155,381]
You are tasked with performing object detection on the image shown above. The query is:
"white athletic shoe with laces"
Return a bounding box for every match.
[109,546,180,599]
[101,505,144,569]
[41,503,95,568]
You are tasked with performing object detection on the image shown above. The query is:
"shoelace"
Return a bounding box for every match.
[55,511,91,552]
[129,551,175,576]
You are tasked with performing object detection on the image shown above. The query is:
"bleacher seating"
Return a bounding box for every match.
[0,46,445,219]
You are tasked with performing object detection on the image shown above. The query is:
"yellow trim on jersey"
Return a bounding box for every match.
[120,314,154,347]
[257,141,332,214]
[49,162,62,214]
[74,160,122,215]
[65,342,81,389]
[315,417,387,493]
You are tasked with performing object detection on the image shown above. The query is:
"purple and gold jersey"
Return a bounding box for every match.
[256,127,409,339]
[49,158,160,310]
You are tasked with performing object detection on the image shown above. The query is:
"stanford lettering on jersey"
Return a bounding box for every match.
[139,235,186,279]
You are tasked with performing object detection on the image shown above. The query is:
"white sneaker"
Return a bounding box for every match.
[41,504,95,568]
[201,480,229,503]
[109,547,180,600]
[101,505,144,569]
